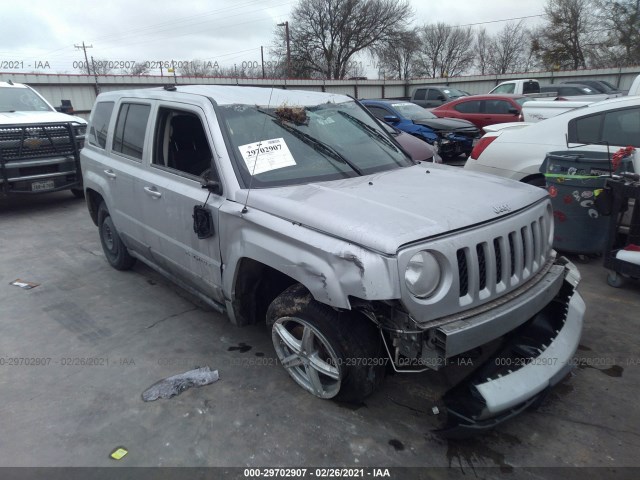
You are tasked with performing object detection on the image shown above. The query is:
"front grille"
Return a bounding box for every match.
[457,214,549,300]
[19,165,60,176]
[0,124,76,161]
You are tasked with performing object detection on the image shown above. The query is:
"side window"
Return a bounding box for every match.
[454,100,481,114]
[602,108,640,146]
[88,101,114,149]
[572,114,603,144]
[413,89,426,101]
[485,100,511,114]
[427,89,441,100]
[493,83,515,94]
[152,107,214,178]
[366,106,391,120]
[113,103,151,160]
[570,107,640,147]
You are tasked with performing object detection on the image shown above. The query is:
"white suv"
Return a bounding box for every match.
[80,85,585,437]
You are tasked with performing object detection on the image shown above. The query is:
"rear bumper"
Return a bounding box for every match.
[436,263,584,438]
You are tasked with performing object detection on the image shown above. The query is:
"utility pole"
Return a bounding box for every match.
[277,22,291,78]
[74,41,93,75]
[261,46,266,79]
[90,56,100,95]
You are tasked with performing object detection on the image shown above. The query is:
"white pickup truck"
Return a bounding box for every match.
[490,79,614,103]
[521,100,594,123]
[0,81,87,196]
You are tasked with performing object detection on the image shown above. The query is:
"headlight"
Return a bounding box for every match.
[405,251,441,298]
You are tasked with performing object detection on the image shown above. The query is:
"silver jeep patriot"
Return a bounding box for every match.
[80,85,585,436]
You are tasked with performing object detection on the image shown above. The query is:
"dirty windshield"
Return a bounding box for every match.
[219,100,413,188]
[0,87,52,112]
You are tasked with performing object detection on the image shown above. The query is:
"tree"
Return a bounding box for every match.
[415,23,475,78]
[475,28,491,75]
[486,21,530,74]
[90,59,115,75]
[121,62,150,76]
[598,0,640,66]
[274,0,413,79]
[534,0,606,69]
[372,28,422,79]
[178,59,219,77]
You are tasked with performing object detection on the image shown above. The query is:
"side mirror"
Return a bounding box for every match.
[508,108,520,115]
[200,169,222,195]
[383,115,400,123]
[438,95,446,101]
[193,205,214,239]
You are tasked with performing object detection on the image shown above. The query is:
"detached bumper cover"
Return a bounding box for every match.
[437,263,585,438]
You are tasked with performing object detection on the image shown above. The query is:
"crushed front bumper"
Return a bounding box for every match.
[436,267,584,438]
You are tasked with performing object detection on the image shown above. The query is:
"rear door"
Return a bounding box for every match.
[96,100,152,257]
[137,101,225,304]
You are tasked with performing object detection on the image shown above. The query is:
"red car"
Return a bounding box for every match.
[431,94,532,131]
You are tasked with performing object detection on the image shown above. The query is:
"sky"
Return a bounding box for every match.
[0,0,547,77]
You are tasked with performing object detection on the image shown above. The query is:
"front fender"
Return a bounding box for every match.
[219,202,400,309]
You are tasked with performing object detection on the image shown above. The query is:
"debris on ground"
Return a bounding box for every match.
[109,446,128,460]
[10,279,40,289]
[142,366,219,402]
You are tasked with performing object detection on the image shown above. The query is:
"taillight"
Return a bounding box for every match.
[555,97,568,101]
[470,136,497,160]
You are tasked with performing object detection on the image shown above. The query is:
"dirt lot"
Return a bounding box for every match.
[1,192,639,478]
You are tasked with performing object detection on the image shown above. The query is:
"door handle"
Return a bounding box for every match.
[103,169,117,179]
[144,186,162,199]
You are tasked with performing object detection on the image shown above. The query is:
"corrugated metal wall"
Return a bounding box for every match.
[4,66,639,119]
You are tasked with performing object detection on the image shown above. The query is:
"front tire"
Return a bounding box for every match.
[70,188,85,199]
[266,283,385,403]
[98,202,136,271]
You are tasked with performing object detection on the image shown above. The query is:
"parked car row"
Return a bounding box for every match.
[361,99,480,158]
[464,95,640,185]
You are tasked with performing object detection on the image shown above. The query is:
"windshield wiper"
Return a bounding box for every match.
[256,107,363,176]
[337,111,399,151]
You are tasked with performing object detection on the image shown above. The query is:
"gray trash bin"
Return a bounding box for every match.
[540,151,635,255]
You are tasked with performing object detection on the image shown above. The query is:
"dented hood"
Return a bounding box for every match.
[239,164,547,254]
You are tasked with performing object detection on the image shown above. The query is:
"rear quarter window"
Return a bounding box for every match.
[88,101,114,149]
[569,107,640,147]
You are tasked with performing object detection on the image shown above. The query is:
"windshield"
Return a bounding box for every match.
[442,87,466,99]
[218,100,413,188]
[390,102,437,120]
[0,87,52,112]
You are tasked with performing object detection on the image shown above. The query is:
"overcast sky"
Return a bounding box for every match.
[0,0,547,76]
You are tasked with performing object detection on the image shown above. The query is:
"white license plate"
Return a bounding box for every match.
[31,180,55,192]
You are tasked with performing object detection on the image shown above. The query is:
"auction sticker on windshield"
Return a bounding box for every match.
[238,138,296,175]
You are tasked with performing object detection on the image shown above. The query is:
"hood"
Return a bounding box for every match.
[414,117,477,131]
[236,164,547,254]
[0,110,86,125]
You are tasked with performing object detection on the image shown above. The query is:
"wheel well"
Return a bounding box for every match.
[232,258,297,326]
[521,174,545,186]
[85,189,104,226]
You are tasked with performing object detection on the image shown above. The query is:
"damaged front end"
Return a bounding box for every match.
[368,256,584,437]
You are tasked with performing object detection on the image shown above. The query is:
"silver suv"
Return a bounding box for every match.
[81,85,585,436]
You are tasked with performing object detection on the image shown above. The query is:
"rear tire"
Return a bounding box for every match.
[98,203,136,271]
[266,283,385,403]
